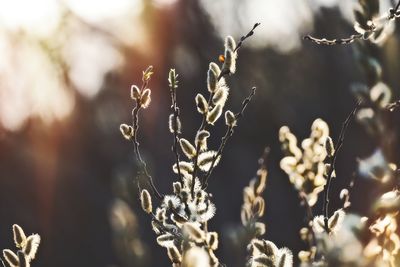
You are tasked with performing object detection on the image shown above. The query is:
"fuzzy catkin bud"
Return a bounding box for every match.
[3,249,19,267]
[209,62,221,77]
[180,139,196,159]
[206,104,223,125]
[277,249,293,267]
[212,86,229,107]
[198,151,220,172]
[173,182,182,194]
[252,255,274,267]
[324,136,335,157]
[142,65,154,82]
[23,234,40,260]
[167,246,182,264]
[195,130,210,152]
[173,161,194,174]
[168,114,181,134]
[140,189,152,214]
[222,49,236,74]
[119,124,134,140]
[140,89,151,108]
[195,94,208,114]
[156,233,175,247]
[12,224,26,248]
[225,110,236,127]
[207,232,219,250]
[225,36,236,52]
[130,85,141,100]
[168,69,178,89]
[182,223,205,242]
[207,68,218,93]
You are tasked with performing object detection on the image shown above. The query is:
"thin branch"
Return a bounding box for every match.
[303,33,363,46]
[169,79,184,185]
[202,87,257,188]
[131,79,163,200]
[305,0,400,46]
[233,23,261,53]
[322,101,361,233]
[298,191,317,248]
[386,99,400,111]
[190,23,260,197]
[388,0,400,19]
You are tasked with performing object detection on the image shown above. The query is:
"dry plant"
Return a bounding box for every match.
[1,225,40,267]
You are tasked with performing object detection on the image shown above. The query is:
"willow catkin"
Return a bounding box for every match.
[119,124,133,140]
[198,151,220,172]
[195,130,210,152]
[207,68,218,93]
[252,255,274,267]
[130,85,141,100]
[156,233,175,247]
[180,139,196,159]
[212,85,229,107]
[261,240,278,258]
[209,62,221,77]
[173,161,194,174]
[255,222,266,236]
[167,245,182,264]
[12,224,26,248]
[206,232,219,250]
[277,248,293,267]
[224,110,236,127]
[324,136,335,157]
[182,247,210,267]
[182,223,205,243]
[168,68,178,89]
[23,234,41,260]
[253,196,265,217]
[222,49,236,74]
[195,94,208,114]
[206,104,223,125]
[173,182,182,194]
[328,209,345,232]
[169,114,181,134]
[140,189,152,214]
[140,89,151,108]
[3,249,19,267]
[224,36,236,52]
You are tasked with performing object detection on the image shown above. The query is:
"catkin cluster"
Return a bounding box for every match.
[279,119,331,206]
[120,25,259,266]
[1,225,40,267]
[305,0,400,45]
[241,158,268,237]
[240,152,294,267]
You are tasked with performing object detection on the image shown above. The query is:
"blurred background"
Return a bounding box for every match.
[0,0,399,266]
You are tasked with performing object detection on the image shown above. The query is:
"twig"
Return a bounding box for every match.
[190,24,260,198]
[298,191,317,248]
[202,87,257,188]
[233,23,261,53]
[322,101,361,233]
[305,0,400,46]
[303,33,363,46]
[386,99,400,111]
[169,78,184,185]
[131,79,163,200]
[389,0,400,19]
